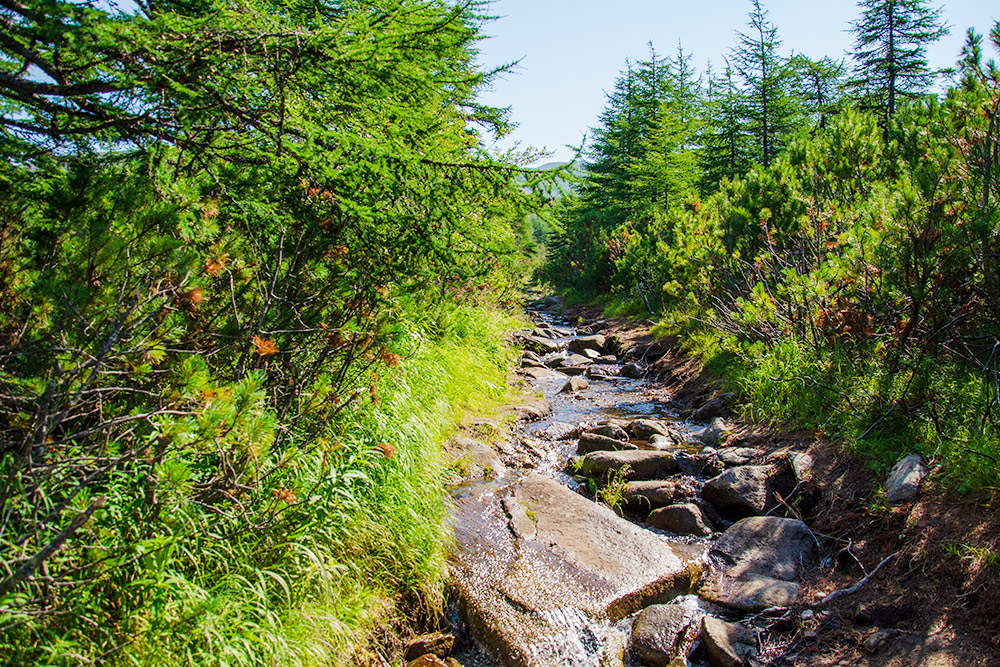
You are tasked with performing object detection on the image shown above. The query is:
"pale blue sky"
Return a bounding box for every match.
[474,0,998,164]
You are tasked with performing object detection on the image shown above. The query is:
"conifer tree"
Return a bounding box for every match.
[789,55,847,128]
[731,0,801,168]
[849,0,949,124]
[700,63,752,190]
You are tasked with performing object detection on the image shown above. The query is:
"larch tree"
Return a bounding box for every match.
[849,0,949,126]
[731,0,801,168]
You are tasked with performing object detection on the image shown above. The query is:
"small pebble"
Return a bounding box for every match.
[800,609,815,621]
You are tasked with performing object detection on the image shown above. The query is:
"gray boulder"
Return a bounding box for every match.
[450,474,706,667]
[560,377,590,393]
[629,597,716,667]
[535,421,581,441]
[577,432,638,455]
[444,437,506,482]
[630,419,672,440]
[700,616,755,667]
[695,418,731,447]
[885,454,927,504]
[569,334,606,355]
[560,353,594,367]
[699,574,800,612]
[590,423,631,442]
[579,450,684,480]
[621,362,645,379]
[586,364,620,379]
[646,503,714,537]
[702,466,776,516]
[621,478,702,511]
[712,516,817,581]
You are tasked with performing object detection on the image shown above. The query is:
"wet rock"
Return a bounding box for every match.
[560,353,594,367]
[583,348,602,359]
[590,424,631,442]
[577,432,638,455]
[536,422,581,441]
[700,616,755,667]
[622,478,702,511]
[695,418,731,447]
[621,362,644,379]
[691,393,737,421]
[586,364,620,379]
[712,516,816,581]
[404,633,456,661]
[646,503,714,537]
[519,334,561,354]
[630,597,714,667]
[579,450,685,480]
[450,474,706,667]
[520,367,565,382]
[560,366,589,377]
[560,377,590,393]
[543,354,565,368]
[529,295,561,309]
[885,454,927,504]
[630,419,672,440]
[646,434,678,451]
[444,437,506,482]
[520,350,543,366]
[702,466,776,516]
[569,335,606,355]
[516,399,553,422]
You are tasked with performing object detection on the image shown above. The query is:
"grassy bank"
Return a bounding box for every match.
[1,302,519,666]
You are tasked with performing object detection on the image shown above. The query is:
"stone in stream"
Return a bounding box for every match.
[583,348,602,359]
[645,503,714,537]
[700,616,756,667]
[695,418,731,447]
[576,432,637,455]
[701,465,779,517]
[443,437,507,482]
[403,633,456,661]
[586,364,620,379]
[569,335,606,355]
[535,422,581,441]
[518,333,561,354]
[450,474,706,667]
[515,399,553,422]
[629,419,672,441]
[520,367,565,382]
[629,597,719,667]
[885,453,928,504]
[589,423,631,442]
[560,366,589,377]
[560,377,590,393]
[620,362,644,379]
[595,354,619,364]
[621,478,703,512]
[521,350,543,367]
[579,450,685,480]
[559,353,593,367]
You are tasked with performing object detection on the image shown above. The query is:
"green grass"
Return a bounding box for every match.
[651,309,1000,498]
[2,304,520,667]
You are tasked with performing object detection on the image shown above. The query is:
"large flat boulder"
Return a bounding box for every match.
[699,517,816,612]
[576,432,637,455]
[569,335,606,355]
[450,474,705,667]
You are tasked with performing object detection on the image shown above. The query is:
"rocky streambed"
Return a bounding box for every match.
[429,299,825,667]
